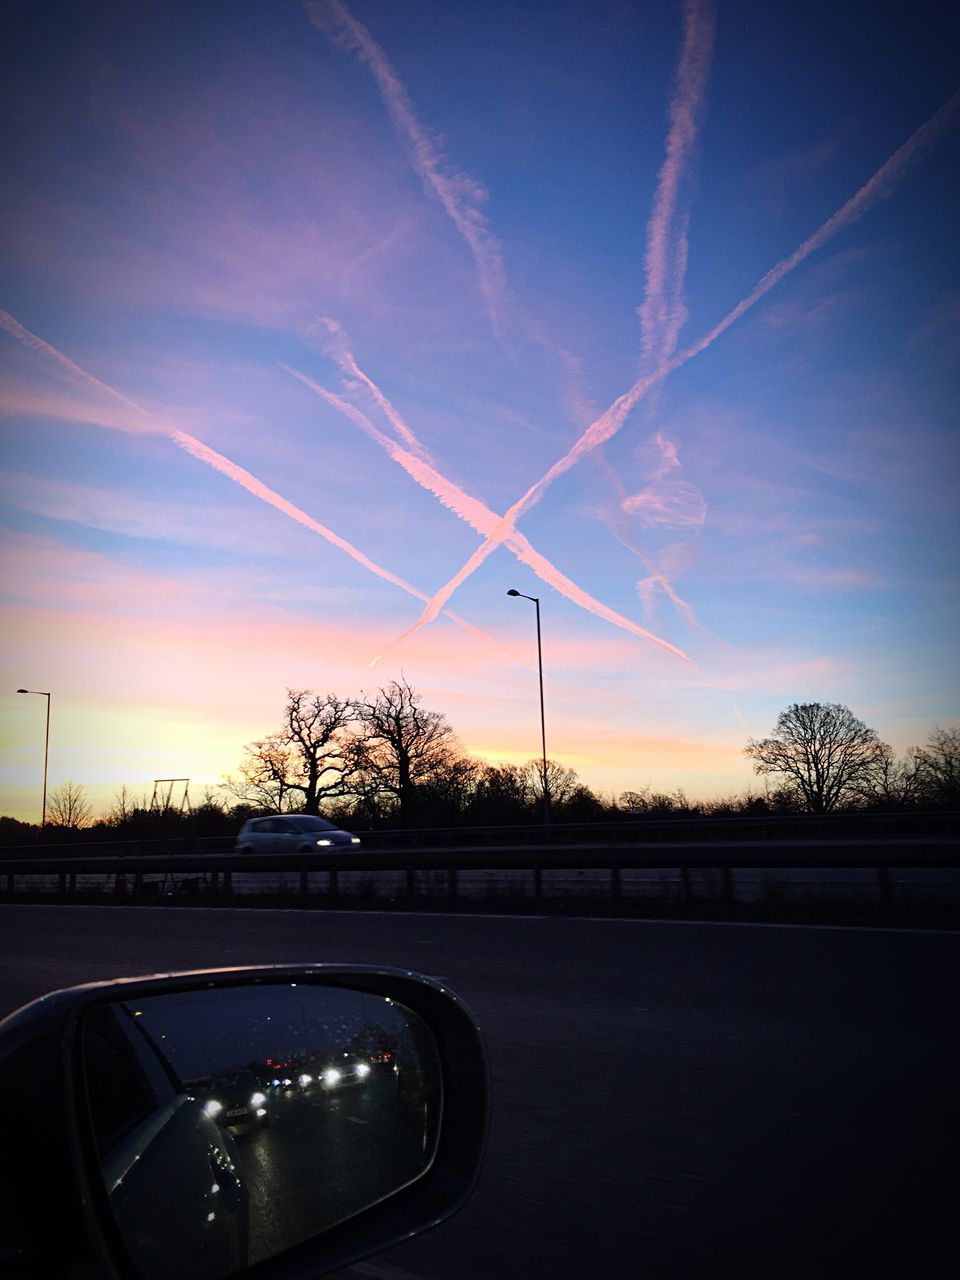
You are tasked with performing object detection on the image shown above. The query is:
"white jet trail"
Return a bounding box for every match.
[306,0,509,340]
[0,307,518,660]
[0,308,152,424]
[638,0,715,376]
[403,90,960,634]
[314,316,429,457]
[628,0,714,619]
[593,450,701,630]
[286,362,690,661]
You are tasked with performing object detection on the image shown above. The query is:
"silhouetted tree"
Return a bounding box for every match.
[914,727,960,808]
[745,702,889,813]
[225,690,354,814]
[859,743,925,809]
[617,788,652,815]
[560,784,606,822]
[466,764,534,825]
[350,679,460,825]
[520,759,582,811]
[47,780,93,829]
[413,754,479,825]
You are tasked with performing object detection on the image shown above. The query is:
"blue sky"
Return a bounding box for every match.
[2,0,958,819]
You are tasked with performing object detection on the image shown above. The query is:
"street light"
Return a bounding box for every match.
[506,590,550,824]
[16,688,51,827]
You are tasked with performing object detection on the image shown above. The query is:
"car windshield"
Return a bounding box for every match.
[285,817,337,832]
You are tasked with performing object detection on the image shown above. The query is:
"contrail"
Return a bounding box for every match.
[404,90,960,630]
[0,307,518,659]
[305,0,509,340]
[628,0,712,611]
[638,0,715,376]
[0,308,151,424]
[286,362,690,660]
[593,449,701,630]
[312,316,429,457]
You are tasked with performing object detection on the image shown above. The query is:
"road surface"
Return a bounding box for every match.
[2,905,957,1278]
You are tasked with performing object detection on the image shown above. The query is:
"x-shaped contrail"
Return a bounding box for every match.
[0,307,524,666]
[382,90,960,649]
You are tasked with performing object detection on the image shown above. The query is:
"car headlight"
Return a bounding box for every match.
[316,839,332,846]
[322,1068,341,1087]
[204,1099,224,1118]
[350,837,361,844]
[356,1062,371,1078]
[299,1073,313,1087]
[249,1091,266,1107]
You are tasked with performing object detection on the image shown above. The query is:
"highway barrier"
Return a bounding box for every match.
[1,835,958,923]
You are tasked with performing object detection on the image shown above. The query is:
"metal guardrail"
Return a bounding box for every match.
[2,836,958,912]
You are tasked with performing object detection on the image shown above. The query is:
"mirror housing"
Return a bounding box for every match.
[0,966,488,1280]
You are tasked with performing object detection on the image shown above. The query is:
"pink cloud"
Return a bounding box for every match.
[622,480,708,528]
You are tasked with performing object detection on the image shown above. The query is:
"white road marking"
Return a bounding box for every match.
[2,903,956,935]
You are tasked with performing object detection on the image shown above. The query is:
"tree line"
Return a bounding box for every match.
[3,689,957,842]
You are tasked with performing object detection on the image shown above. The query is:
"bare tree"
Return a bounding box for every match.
[618,788,652,815]
[860,743,925,809]
[745,702,890,813]
[521,759,582,810]
[47,780,93,829]
[913,727,960,808]
[225,690,355,813]
[468,763,534,823]
[106,785,151,825]
[351,679,460,824]
[107,785,135,825]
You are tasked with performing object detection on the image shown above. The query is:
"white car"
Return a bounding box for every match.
[236,814,361,854]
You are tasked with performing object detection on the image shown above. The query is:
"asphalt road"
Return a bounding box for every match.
[238,1076,428,1266]
[2,905,958,1279]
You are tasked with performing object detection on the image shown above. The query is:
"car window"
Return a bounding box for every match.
[83,1005,178,1154]
[288,816,337,831]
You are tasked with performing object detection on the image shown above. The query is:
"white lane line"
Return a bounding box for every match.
[3,903,957,935]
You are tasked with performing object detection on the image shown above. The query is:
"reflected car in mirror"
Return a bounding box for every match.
[0,965,488,1280]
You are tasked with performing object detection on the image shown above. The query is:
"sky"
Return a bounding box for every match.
[1,0,958,822]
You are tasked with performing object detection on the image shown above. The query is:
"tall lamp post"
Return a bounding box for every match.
[16,688,51,827]
[506,590,550,824]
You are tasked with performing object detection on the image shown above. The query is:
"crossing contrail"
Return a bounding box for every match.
[286,360,690,661]
[0,306,520,660]
[401,90,960,632]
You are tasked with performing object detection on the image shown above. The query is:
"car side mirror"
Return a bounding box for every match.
[0,967,488,1280]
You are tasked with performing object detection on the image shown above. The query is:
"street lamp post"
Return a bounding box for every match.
[16,689,51,827]
[507,590,550,824]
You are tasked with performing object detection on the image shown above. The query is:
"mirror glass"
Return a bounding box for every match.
[80,982,441,1279]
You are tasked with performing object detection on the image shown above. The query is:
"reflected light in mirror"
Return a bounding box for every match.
[81,983,442,1279]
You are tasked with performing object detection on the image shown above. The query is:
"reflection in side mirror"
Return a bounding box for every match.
[80,984,442,1279]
